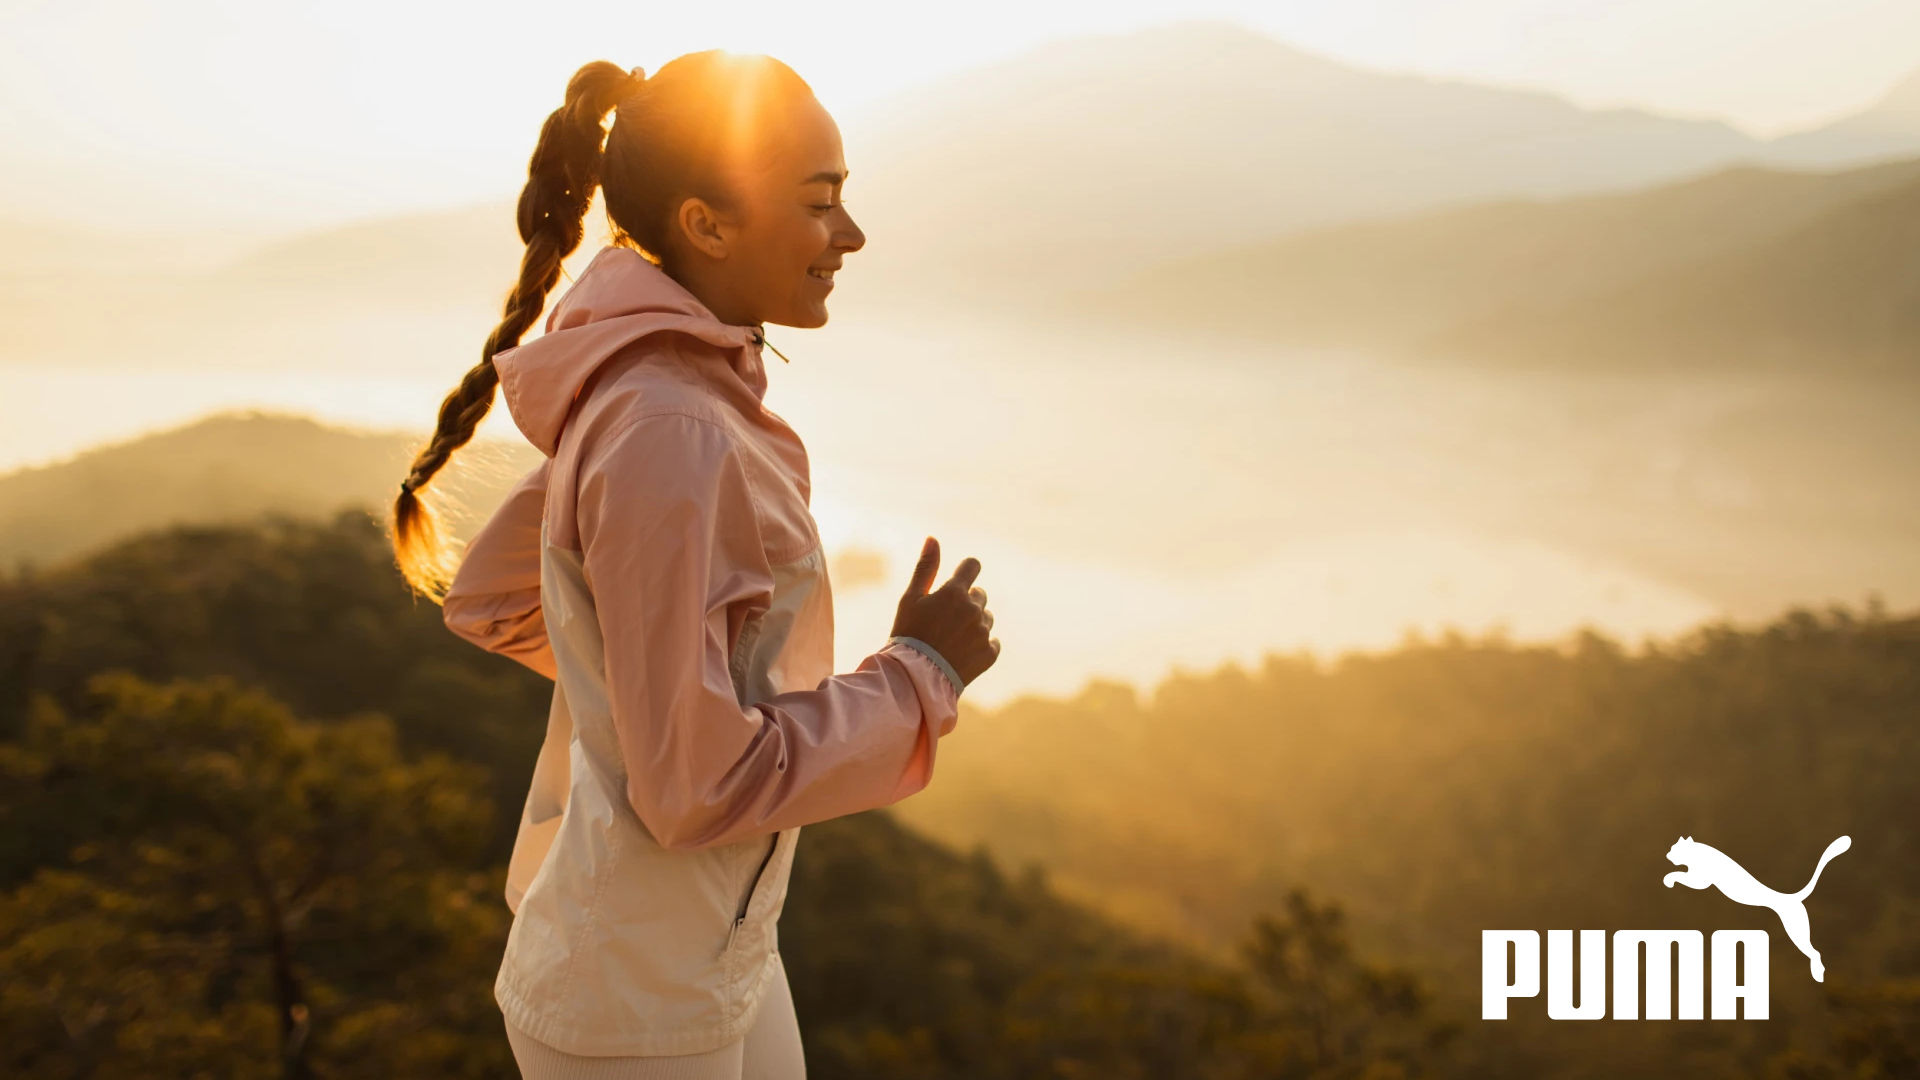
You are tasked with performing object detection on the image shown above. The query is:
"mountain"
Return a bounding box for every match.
[10,23,1913,376]
[1432,170,1920,374]
[0,204,595,375]
[1071,154,1920,373]
[1,20,1775,370]
[1766,66,1920,167]
[211,201,523,308]
[0,412,542,568]
[839,20,1763,306]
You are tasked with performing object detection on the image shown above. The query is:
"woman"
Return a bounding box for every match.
[390,53,999,1079]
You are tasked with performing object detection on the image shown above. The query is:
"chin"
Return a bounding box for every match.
[779,304,830,329]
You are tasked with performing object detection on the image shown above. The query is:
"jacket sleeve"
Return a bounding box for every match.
[442,459,557,679]
[578,412,962,852]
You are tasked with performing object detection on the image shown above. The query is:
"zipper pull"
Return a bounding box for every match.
[751,325,792,364]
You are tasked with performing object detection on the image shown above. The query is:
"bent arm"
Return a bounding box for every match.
[581,415,961,852]
[443,459,556,679]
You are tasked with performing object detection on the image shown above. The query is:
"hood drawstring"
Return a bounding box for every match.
[750,325,792,365]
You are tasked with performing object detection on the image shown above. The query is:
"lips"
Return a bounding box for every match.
[806,266,836,286]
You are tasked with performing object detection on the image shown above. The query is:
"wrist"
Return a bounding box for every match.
[886,635,967,697]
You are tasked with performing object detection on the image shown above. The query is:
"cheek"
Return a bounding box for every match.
[749,216,821,283]
[790,218,831,265]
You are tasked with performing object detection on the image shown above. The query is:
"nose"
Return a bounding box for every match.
[833,205,866,254]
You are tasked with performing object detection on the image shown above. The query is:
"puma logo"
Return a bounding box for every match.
[1664,835,1851,982]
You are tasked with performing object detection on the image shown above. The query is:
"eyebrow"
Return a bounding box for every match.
[800,170,847,186]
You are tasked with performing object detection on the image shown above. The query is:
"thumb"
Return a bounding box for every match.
[903,536,940,599]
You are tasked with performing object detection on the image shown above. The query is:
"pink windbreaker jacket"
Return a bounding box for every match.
[442,245,964,1056]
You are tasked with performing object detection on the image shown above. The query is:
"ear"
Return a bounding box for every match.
[675,196,731,260]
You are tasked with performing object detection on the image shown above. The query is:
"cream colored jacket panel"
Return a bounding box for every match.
[441,247,962,1056]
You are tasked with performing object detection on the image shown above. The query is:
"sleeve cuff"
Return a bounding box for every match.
[887,635,967,697]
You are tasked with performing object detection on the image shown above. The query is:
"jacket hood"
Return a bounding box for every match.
[492,246,767,456]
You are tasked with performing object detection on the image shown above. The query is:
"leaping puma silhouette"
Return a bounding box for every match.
[1664,835,1851,982]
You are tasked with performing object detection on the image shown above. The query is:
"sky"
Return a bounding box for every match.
[3,0,1918,230]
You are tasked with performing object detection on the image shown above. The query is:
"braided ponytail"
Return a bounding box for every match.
[392,60,640,598]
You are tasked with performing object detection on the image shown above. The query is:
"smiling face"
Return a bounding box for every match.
[667,93,865,329]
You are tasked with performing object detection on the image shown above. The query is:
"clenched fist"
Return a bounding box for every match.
[889,537,1000,687]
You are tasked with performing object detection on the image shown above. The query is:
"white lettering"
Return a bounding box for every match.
[1482,931,1540,1019]
[1613,930,1704,1019]
[1546,930,1607,1019]
[1485,930,1768,1019]
[1711,930,1769,1019]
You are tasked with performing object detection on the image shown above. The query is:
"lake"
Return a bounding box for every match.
[6,304,1910,706]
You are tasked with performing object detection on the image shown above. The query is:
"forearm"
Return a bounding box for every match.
[443,460,554,676]
[629,640,960,851]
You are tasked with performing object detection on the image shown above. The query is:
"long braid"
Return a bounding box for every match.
[392,60,639,598]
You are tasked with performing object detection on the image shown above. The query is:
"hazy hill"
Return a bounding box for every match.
[1433,172,1920,373]
[0,20,1776,372]
[0,412,541,568]
[7,23,1914,380]
[1766,66,1920,167]
[1073,154,1920,373]
[211,201,523,308]
[842,20,1766,305]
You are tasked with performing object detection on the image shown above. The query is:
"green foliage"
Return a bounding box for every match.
[5,511,1916,1078]
[0,513,1453,1079]
[0,509,552,862]
[899,609,1920,1078]
[0,674,510,1078]
[789,818,1453,1080]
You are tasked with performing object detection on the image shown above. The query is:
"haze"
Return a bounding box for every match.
[6,0,1920,229]
[2,13,1917,706]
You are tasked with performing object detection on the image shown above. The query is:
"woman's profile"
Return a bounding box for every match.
[389,52,1000,1079]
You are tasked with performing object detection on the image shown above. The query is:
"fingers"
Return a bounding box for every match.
[968,587,994,631]
[944,556,982,593]
[903,537,940,598]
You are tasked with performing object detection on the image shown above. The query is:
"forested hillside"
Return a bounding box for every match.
[0,514,1460,1079]
[4,512,1916,1077]
[899,605,1920,1077]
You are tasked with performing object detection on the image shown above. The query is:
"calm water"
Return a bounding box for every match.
[12,305,1904,705]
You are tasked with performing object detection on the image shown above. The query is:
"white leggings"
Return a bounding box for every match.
[504,952,806,1080]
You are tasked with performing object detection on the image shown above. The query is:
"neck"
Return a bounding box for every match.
[668,258,759,328]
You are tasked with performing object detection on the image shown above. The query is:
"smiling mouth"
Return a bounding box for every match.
[806,267,836,284]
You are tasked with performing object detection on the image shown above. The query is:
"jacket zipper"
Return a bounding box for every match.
[726,833,779,953]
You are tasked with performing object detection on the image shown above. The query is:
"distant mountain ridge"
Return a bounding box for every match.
[177,25,1920,316]
[0,413,541,568]
[840,21,1769,304]
[1433,169,1920,373]
[1766,67,1920,167]
[4,21,1916,375]
[1073,154,1920,374]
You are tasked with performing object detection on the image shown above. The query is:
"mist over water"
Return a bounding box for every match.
[27,295,1901,704]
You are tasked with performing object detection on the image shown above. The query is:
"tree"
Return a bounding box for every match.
[0,674,513,1079]
[1238,888,1459,1079]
